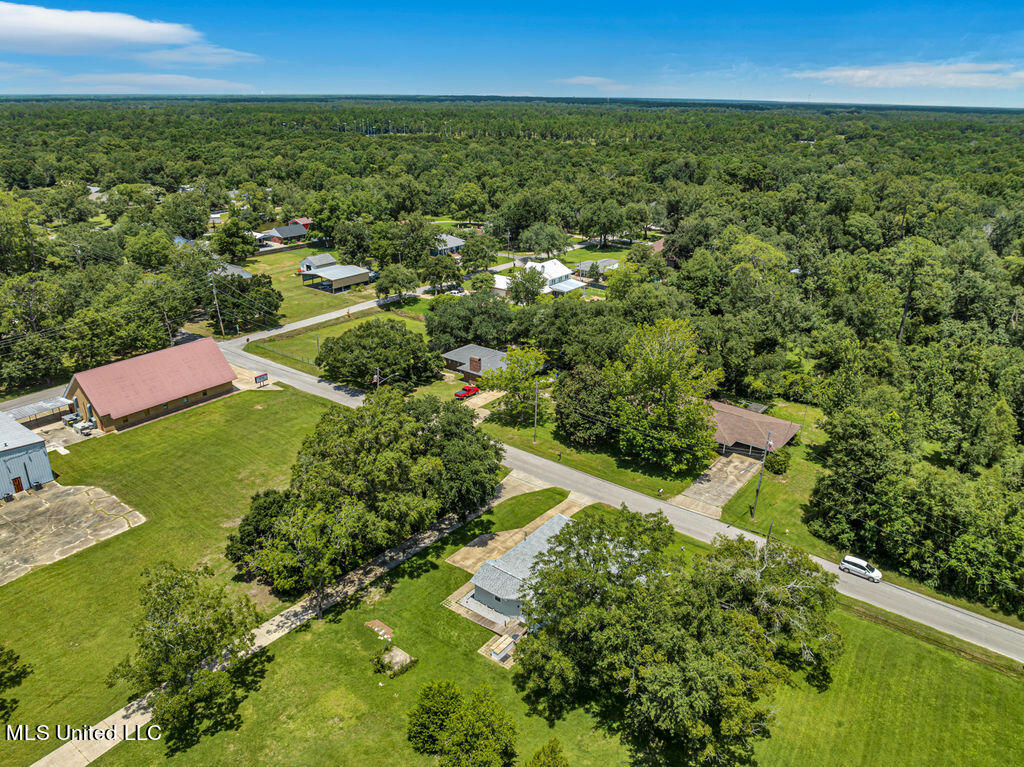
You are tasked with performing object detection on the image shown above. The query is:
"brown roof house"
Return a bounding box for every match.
[64,339,237,432]
[709,400,801,458]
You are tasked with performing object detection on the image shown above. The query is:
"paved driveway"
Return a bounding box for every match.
[666,454,761,518]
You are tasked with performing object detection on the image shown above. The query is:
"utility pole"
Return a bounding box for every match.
[750,431,773,519]
[210,277,225,336]
[533,380,539,444]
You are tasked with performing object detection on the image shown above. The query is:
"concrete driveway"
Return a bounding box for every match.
[0,484,145,586]
[671,454,761,518]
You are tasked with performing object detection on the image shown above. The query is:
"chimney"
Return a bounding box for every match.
[469,356,482,373]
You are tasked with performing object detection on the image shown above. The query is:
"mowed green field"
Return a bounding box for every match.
[558,243,631,268]
[243,299,432,376]
[0,388,328,767]
[244,247,377,324]
[87,491,1024,767]
[92,487,629,767]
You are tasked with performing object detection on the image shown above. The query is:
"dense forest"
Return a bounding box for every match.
[1,97,1023,614]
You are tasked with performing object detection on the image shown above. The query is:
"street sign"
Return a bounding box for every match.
[255,373,269,387]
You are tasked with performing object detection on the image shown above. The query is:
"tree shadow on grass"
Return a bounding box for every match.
[160,649,274,756]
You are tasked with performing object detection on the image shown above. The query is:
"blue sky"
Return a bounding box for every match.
[1,1,1024,106]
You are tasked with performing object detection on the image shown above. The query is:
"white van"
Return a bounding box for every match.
[840,555,883,583]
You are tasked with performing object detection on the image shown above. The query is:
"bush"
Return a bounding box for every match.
[370,642,391,674]
[407,680,464,754]
[765,448,791,475]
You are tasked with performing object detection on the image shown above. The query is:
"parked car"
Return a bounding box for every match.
[840,555,883,583]
[447,287,466,295]
[454,385,479,400]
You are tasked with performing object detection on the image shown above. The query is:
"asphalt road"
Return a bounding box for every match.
[501,445,1024,664]
[7,300,1024,665]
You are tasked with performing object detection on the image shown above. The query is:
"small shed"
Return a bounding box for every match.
[0,412,53,495]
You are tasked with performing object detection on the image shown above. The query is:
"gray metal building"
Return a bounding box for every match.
[0,412,54,495]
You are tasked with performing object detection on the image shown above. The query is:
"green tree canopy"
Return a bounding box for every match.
[315,317,442,392]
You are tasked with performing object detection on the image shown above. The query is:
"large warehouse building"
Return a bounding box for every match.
[64,339,237,432]
[0,412,53,495]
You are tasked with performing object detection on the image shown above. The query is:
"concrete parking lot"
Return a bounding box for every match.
[0,483,145,586]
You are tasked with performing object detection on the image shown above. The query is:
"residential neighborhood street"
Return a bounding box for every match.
[7,300,1024,667]
[219,319,1024,664]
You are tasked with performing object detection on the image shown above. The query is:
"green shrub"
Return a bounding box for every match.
[407,680,464,754]
[765,448,791,475]
[370,642,391,674]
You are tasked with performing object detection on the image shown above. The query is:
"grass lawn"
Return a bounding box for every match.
[414,376,467,400]
[92,490,1024,767]
[0,387,329,767]
[93,487,630,767]
[720,401,1024,632]
[244,301,429,377]
[243,247,378,325]
[481,417,698,499]
[559,243,631,268]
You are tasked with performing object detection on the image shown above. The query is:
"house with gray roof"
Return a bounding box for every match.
[466,514,571,625]
[213,263,253,280]
[300,253,338,272]
[442,344,507,383]
[266,223,308,243]
[433,233,466,256]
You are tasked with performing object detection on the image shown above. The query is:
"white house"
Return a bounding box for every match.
[464,514,572,624]
[525,259,584,294]
[492,273,510,297]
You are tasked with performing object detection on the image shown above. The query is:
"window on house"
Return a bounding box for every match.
[495,596,501,602]
[122,418,128,425]
[202,390,208,396]
[145,408,150,416]
[162,404,168,411]
[183,396,189,403]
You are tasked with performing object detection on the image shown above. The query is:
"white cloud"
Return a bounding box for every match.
[61,72,251,93]
[792,62,1024,90]
[135,44,261,68]
[553,75,630,92]
[0,1,200,54]
[0,60,49,79]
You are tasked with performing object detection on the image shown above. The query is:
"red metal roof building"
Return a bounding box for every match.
[64,339,237,432]
[289,217,313,230]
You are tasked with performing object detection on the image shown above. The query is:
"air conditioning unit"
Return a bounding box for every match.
[32,481,43,491]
